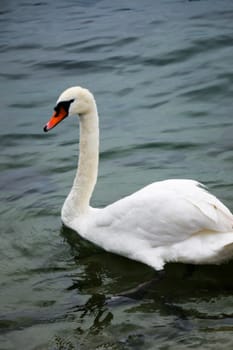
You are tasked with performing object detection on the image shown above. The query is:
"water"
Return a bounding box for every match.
[1,0,233,348]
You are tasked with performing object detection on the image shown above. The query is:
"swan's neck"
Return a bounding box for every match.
[62,105,99,222]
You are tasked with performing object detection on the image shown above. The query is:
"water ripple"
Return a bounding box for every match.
[1,0,233,348]
[100,141,201,160]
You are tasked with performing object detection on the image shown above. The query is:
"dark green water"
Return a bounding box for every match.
[1,0,233,349]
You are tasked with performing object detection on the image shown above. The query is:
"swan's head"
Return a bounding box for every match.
[43,86,95,132]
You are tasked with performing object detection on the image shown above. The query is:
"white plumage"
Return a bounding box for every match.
[44,86,233,271]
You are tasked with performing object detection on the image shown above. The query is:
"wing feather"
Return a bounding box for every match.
[92,179,233,248]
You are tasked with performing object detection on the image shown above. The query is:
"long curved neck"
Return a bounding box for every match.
[62,104,99,222]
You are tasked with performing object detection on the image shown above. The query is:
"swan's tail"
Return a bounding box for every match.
[217,241,233,264]
[192,232,233,265]
[165,231,233,266]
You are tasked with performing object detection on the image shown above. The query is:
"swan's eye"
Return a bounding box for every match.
[54,99,74,116]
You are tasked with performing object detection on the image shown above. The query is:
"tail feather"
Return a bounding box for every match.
[218,242,233,264]
[165,231,233,266]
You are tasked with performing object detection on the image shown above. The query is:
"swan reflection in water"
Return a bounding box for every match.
[61,225,233,343]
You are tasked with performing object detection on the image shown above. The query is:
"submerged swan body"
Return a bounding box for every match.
[44,86,233,270]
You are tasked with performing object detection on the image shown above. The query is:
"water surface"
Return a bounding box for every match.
[1,0,233,349]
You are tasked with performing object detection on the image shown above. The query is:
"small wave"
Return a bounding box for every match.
[32,54,140,74]
[100,141,200,160]
[0,72,29,80]
[180,82,227,101]
[0,43,42,53]
[1,133,55,148]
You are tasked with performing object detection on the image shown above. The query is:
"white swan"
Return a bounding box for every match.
[44,86,233,271]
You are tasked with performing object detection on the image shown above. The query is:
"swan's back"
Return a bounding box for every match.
[91,179,233,241]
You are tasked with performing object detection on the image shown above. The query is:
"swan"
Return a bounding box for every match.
[43,86,233,271]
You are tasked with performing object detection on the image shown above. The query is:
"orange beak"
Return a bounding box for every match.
[43,106,68,132]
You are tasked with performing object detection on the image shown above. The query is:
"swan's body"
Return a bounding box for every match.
[44,86,233,270]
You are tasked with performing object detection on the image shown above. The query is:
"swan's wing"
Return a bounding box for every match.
[92,179,233,247]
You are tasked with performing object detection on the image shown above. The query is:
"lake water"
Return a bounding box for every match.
[1,0,233,349]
